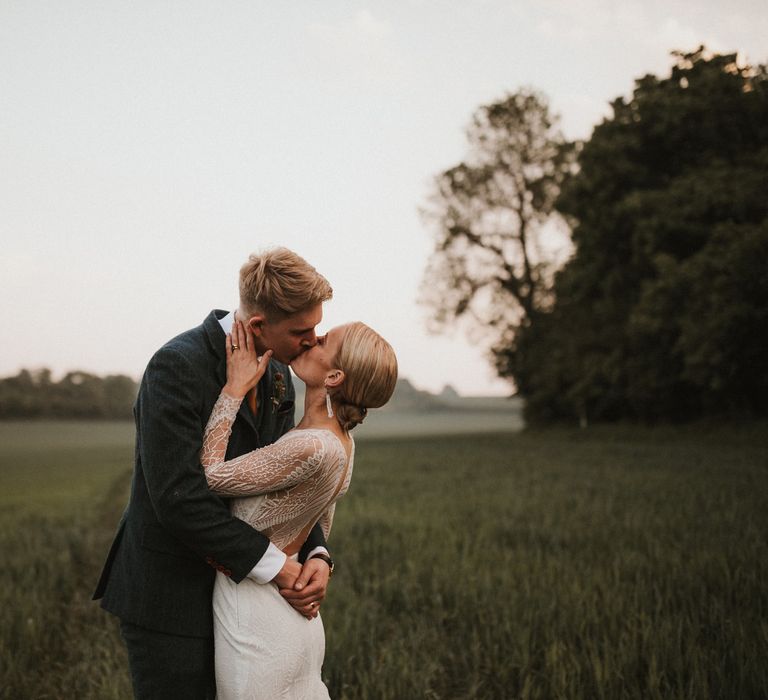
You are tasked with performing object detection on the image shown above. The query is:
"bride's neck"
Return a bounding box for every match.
[297,385,338,431]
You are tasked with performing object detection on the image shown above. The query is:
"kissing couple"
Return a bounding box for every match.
[94,247,398,699]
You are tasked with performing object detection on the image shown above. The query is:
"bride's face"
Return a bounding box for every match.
[290,325,346,387]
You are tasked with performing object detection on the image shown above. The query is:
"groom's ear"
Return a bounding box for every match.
[246,314,266,337]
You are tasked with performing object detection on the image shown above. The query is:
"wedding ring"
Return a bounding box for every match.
[231,344,240,351]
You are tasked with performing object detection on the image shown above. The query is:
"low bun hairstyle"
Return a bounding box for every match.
[330,322,398,431]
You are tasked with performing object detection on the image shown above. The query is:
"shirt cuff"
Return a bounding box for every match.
[246,542,287,584]
[305,546,330,562]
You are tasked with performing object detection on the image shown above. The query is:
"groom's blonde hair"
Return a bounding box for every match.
[239,247,333,320]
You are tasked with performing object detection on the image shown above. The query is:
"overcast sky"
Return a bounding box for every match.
[1,1,765,395]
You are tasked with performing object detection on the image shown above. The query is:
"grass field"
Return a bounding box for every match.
[1,419,767,699]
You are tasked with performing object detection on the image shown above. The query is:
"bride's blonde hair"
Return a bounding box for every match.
[330,322,398,431]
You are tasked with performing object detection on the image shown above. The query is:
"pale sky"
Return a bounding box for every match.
[1,1,765,395]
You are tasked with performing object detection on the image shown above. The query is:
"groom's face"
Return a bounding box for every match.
[251,304,323,364]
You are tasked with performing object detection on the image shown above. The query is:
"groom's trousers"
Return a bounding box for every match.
[120,621,216,700]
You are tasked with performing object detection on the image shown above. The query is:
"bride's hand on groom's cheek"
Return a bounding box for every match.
[224,322,272,398]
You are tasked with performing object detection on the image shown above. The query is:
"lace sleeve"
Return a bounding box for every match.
[201,392,328,497]
[201,391,243,470]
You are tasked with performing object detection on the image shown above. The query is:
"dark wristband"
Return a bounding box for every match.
[310,553,335,577]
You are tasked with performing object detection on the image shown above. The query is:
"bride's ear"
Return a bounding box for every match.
[325,370,345,388]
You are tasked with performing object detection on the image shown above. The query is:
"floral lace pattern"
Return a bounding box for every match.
[201,391,353,549]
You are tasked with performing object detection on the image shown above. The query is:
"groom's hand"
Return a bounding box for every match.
[279,558,330,619]
[271,557,302,590]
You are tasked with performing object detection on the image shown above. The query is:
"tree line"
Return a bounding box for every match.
[0,368,138,419]
[421,48,768,424]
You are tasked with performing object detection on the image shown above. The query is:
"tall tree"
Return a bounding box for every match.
[420,89,577,387]
[515,48,768,423]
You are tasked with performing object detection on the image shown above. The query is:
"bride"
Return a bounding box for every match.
[199,320,397,698]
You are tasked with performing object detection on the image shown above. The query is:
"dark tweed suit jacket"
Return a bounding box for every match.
[93,310,327,637]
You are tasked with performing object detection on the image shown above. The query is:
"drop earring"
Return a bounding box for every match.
[325,391,334,418]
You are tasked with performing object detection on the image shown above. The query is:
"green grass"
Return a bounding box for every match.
[0,421,134,516]
[0,421,134,700]
[1,420,767,699]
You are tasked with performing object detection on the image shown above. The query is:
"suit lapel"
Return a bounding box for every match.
[236,396,258,433]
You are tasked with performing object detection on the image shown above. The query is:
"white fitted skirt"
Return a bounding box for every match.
[212,559,330,699]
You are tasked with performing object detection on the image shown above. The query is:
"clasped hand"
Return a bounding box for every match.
[273,557,330,620]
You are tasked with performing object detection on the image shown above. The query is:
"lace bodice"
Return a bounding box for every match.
[201,392,353,550]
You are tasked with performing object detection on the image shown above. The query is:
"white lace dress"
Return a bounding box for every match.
[201,392,354,700]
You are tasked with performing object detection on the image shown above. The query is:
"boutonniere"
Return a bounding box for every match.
[271,372,286,413]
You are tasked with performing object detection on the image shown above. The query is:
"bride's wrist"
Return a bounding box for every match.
[222,382,248,399]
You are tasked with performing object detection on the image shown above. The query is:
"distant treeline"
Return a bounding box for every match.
[0,370,519,421]
[0,369,138,420]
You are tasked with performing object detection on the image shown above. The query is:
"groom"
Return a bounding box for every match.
[94,248,335,699]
